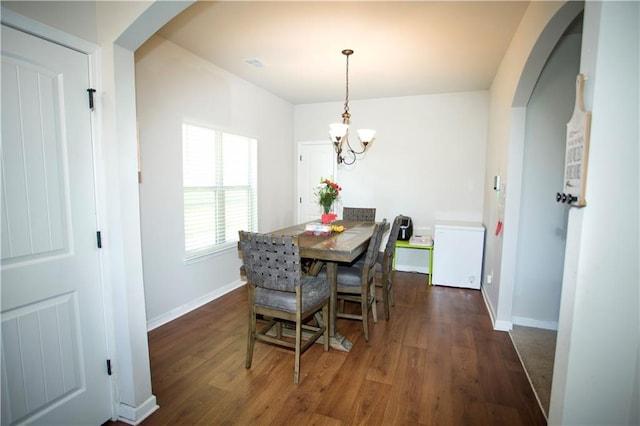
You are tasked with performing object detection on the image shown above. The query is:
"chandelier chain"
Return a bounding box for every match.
[343,52,350,120]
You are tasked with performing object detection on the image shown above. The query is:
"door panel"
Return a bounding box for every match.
[297,142,337,223]
[1,25,111,425]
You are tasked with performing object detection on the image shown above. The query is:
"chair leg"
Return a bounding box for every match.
[294,319,302,384]
[362,293,369,342]
[322,302,329,352]
[371,284,378,324]
[389,270,395,307]
[246,297,256,369]
[383,286,390,321]
[382,274,390,321]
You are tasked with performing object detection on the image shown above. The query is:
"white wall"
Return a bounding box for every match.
[549,1,639,424]
[294,92,488,234]
[135,35,295,327]
[513,32,581,330]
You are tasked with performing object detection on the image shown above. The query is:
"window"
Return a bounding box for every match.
[182,124,257,261]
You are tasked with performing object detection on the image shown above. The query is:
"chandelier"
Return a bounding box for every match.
[329,49,376,165]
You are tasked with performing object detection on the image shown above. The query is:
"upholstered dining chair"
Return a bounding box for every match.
[376,215,403,320]
[239,231,330,384]
[346,215,401,321]
[342,207,376,222]
[317,220,386,342]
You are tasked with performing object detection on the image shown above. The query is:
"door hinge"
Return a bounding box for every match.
[106,359,112,376]
[299,197,302,203]
[87,88,96,110]
[299,154,302,161]
[96,231,102,249]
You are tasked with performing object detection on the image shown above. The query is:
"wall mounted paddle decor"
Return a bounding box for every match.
[557,73,591,207]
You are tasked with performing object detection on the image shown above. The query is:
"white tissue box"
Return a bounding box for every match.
[305,223,332,236]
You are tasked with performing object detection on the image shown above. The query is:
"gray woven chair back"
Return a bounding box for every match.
[385,216,403,257]
[343,207,376,222]
[238,231,301,292]
[363,220,387,267]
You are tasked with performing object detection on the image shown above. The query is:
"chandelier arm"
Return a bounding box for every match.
[341,151,356,165]
[344,137,367,155]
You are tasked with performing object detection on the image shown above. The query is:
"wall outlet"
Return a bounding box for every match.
[486,274,493,284]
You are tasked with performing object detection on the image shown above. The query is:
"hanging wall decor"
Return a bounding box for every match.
[557,73,591,207]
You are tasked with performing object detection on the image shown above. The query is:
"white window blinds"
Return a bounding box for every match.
[182,124,257,261]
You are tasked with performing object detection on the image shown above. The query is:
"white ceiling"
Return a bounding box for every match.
[156,1,530,105]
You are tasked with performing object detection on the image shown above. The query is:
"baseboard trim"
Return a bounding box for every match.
[493,319,513,331]
[146,279,245,331]
[117,396,159,425]
[512,316,558,331]
[480,286,512,331]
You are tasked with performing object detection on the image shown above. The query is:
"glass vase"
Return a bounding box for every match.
[321,202,335,224]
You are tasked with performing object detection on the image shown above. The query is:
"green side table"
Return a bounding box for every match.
[394,240,434,285]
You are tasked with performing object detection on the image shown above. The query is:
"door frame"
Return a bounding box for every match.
[1,7,117,419]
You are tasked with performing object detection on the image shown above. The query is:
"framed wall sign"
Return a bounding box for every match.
[561,73,591,207]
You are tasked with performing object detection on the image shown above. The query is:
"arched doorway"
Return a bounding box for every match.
[501,2,583,419]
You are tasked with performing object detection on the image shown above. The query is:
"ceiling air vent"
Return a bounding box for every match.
[244,58,265,68]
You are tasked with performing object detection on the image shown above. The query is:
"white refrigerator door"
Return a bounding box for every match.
[432,222,485,289]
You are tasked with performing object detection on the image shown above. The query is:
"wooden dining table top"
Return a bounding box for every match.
[269,220,377,264]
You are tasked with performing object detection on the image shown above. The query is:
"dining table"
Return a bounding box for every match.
[268,220,379,352]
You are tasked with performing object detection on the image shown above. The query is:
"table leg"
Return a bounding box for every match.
[325,261,352,351]
[326,262,337,337]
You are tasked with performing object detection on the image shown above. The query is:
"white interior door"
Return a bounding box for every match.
[297,142,337,223]
[1,25,112,425]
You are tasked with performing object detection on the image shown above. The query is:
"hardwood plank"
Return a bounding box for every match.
[419,328,454,426]
[228,350,297,425]
[314,332,373,422]
[282,412,343,426]
[450,345,492,425]
[349,379,391,425]
[485,402,528,426]
[402,303,430,349]
[364,305,408,384]
[192,388,252,426]
[381,346,427,425]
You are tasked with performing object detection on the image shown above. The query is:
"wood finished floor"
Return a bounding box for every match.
[111,272,545,425]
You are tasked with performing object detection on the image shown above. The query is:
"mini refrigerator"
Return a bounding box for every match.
[432,221,485,289]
